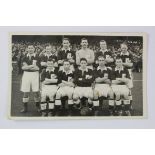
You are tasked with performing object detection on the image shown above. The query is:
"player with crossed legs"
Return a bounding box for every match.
[93,56,114,116]
[73,58,94,115]
[111,57,131,116]
[40,60,58,116]
[20,44,40,113]
[55,60,75,116]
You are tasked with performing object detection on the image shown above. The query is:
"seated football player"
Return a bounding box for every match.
[40,45,58,70]
[55,60,75,116]
[57,38,76,71]
[40,60,58,116]
[93,56,114,116]
[73,58,94,111]
[111,57,131,116]
[95,40,114,69]
[20,44,40,113]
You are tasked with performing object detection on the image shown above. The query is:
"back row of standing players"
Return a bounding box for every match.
[20,37,134,116]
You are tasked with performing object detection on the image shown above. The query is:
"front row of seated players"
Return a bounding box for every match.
[39,56,131,116]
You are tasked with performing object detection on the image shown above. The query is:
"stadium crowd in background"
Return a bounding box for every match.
[12,40,143,74]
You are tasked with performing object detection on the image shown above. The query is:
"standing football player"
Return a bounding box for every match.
[57,38,75,71]
[55,60,75,116]
[40,45,58,70]
[95,40,114,68]
[117,43,133,111]
[20,44,40,113]
[40,60,58,116]
[73,58,94,113]
[111,57,131,116]
[93,56,114,116]
[76,38,94,69]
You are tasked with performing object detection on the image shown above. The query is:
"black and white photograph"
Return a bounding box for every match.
[10,32,146,119]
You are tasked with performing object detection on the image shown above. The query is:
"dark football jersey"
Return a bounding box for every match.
[21,53,40,71]
[116,52,133,69]
[41,68,58,85]
[95,49,114,68]
[74,68,94,87]
[112,67,130,85]
[93,67,112,84]
[57,49,76,65]
[57,70,74,84]
[39,54,58,69]
[40,54,57,62]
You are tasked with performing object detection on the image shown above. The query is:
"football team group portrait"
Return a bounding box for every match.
[11,33,144,118]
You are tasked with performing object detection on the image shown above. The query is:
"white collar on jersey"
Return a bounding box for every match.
[79,67,88,72]
[115,66,124,71]
[120,51,129,56]
[61,47,71,52]
[97,66,107,71]
[27,53,36,57]
[46,68,55,72]
[62,68,73,74]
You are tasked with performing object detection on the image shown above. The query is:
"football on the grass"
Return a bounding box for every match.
[80,107,91,116]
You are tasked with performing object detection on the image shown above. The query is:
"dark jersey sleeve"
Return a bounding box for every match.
[95,52,100,63]
[93,69,98,79]
[125,68,131,79]
[74,69,79,85]
[57,50,62,61]
[111,69,116,80]
[57,71,62,84]
[107,69,113,80]
[21,56,27,65]
[40,69,46,82]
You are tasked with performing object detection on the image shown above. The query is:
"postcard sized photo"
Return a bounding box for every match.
[9,32,147,120]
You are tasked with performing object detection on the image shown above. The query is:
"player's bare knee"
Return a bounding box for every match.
[108,90,114,99]
[123,93,129,100]
[56,92,61,99]
[115,92,121,100]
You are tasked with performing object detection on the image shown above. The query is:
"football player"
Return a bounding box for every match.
[76,38,94,70]
[20,44,40,113]
[117,43,134,110]
[93,56,114,116]
[73,58,94,110]
[95,40,114,68]
[40,45,58,70]
[55,60,75,116]
[111,57,131,116]
[57,38,75,71]
[40,60,59,116]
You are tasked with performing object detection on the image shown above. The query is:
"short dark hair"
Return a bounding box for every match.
[62,38,70,42]
[27,44,34,48]
[121,42,128,47]
[98,55,105,60]
[47,59,54,63]
[45,45,52,48]
[63,59,70,64]
[115,56,122,61]
[80,58,87,63]
[81,38,88,42]
[100,40,106,43]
